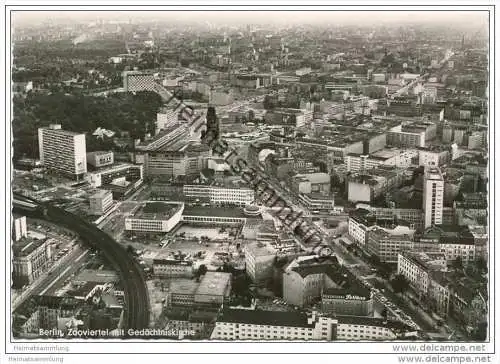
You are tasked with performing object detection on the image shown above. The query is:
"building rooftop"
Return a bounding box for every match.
[183,206,250,219]
[196,272,231,297]
[39,125,83,137]
[424,167,444,181]
[168,279,200,296]
[295,172,330,184]
[33,295,81,310]
[134,202,183,220]
[90,189,111,199]
[336,315,414,333]
[74,269,118,284]
[12,237,46,257]
[245,241,277,257]
[217,308,316,328]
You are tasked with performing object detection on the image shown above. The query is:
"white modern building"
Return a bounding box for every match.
[210,309,413,341]
[89,190,114,215]
[125,202,184,233]
[183,184,255,207]
[423,167,444,228]
[38,124,87,178]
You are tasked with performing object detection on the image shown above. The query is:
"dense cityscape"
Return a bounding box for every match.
[11,11,489,342]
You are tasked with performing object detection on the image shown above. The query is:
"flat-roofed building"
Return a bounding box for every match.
[125,202,184,233]
[153,258,193,278]
[244,241,277,283]
[89,189,113,215]
[366,226,415,263]
[86,151,114,168]
[165,272,232,309]
[321,285,373,317]
[211,309,336,340]
[183,183,255,207]
[292,173,330,196]
[210,309,414,341]
[38,124,87,179]
[12,237,51,288]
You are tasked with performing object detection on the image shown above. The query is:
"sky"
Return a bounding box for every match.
[12,10,489,29]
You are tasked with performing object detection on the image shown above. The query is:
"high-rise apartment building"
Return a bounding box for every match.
[423,167,444,228]
[38,124,87,178]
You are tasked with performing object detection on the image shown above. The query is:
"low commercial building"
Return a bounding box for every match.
[153,258,193,278]
[85,163,143,199]
[86,151,114,169]
[166,272,232,309]
[321,287,373,317]
[89,189,113,215]
[125,202,184,233]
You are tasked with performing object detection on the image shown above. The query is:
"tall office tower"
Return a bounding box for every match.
[203,106,219,144]
[423,167,444,228]
[38,124,87,179]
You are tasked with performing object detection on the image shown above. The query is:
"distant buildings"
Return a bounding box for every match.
[423,167,444,228]
[38,124,87,179]
[122,70,156,92]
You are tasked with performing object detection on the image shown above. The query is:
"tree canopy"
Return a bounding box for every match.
[12,91,163,160]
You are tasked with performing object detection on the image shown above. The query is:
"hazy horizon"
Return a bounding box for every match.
[12,10,489,30]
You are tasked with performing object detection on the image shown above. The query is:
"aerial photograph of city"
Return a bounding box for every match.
[8,8,490,345]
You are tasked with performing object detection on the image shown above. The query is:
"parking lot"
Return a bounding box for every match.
[160,239,244,271]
